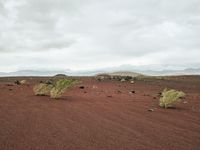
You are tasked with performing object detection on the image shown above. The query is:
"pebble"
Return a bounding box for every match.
[79,86,85,89]
[129,91,135,94]
[148,109,154,112]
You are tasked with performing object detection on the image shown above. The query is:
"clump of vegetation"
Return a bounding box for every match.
[159,88,186,108]
[50,79,78,99]
[124,76,133,81]
[33,79,78,99]
[33,83,53,96]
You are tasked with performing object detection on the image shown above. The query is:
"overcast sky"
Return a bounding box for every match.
[0,0,200,72]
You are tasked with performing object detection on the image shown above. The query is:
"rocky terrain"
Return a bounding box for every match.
[0,76,200,150]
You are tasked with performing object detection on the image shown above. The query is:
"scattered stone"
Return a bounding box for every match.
[84,91,87,93]
[153,97,157,99]
[79,86,85,89]
[9,89,12,91]
[92,85,98,89]
[183,101,188,104]
[40,81,43,83]
[130,81,135,84]
[117,90,122,93]
[96,74,111,81]
[129,90,135,94]
[20,80,26,84]
[120,78,126,82]
[107,95,112,98]
[148,109,154,112]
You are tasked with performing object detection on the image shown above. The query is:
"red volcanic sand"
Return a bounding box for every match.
[0,77,200,150]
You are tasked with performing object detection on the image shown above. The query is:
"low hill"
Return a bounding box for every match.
[97,71,144,77]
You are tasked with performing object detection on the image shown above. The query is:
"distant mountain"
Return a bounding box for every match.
[0,72,7,76]
[0,70,67,77]
[140,68,200,76]
[0,67,200,77]
[106,71,143,77]
[96,65,200,76]
[0,69,108,77]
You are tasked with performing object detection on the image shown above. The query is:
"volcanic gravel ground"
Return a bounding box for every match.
[0,76,200,150]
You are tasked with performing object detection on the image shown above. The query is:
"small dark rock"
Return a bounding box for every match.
[79,86,85,89]
[117,90,122,93]
[124,76,133,81]
[180,97,185,99]
[129,90,135,94]
[14,80,20,85]
[6,84,14,86]
[107,95,112,98]
[9,89,12,91]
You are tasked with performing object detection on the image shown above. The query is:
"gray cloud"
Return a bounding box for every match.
[0,1,4,13]
[0,0,200,71]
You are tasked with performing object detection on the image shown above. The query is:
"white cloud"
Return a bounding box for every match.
[0,0,200,72]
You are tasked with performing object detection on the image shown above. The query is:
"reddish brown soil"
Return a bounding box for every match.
[0,76,200,150]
